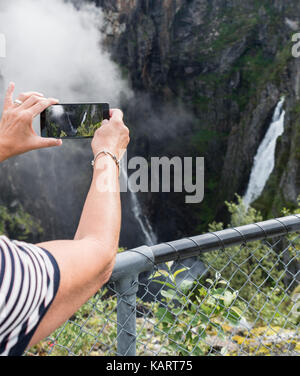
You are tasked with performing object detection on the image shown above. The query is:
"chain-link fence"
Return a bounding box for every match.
[26,215,300,356]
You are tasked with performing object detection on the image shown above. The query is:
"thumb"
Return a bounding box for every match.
[35,137,63,150]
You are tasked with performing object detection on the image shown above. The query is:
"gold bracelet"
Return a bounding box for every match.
[91,150,120,169]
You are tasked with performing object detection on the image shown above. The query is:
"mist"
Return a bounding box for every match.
[0,0,135,244]
[0,0,131,115]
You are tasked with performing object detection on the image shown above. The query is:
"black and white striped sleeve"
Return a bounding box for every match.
[0,235,60,356]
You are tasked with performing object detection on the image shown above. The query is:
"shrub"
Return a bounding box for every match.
[0,204,43,242]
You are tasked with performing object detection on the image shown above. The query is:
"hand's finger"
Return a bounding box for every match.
[110,109,124,122]
[29,98,59,117]
[33,136,63,150]
[19,94,50,110]
[4,82,15,110]
[17,91,44,103]
[19,95,46,110]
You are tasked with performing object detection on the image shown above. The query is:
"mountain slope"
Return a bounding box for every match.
[98,0,300,237]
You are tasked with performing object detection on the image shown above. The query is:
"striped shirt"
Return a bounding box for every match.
[0,236,60,356]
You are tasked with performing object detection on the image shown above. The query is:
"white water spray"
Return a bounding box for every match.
[0,0,130,111]
[121,161,157,246]
[243,97,286,208]
[81,110,88,126]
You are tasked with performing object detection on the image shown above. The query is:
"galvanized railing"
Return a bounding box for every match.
[27,215,300,356]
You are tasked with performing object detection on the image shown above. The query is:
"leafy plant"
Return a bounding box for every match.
[76,121,102,137]
[29,289,118,356]
[48,122,60,138]
[281,196,300,263]
[151,263,243,355]
[0,204,43,241]
[203,195,300,326]
[59,130,67,137]
[204,196,285,296]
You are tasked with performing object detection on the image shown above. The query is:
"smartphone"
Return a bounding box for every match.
[40,103,110,139]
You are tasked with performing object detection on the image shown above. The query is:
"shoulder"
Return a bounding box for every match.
[0,235,13,248]
[0,235,40,251]
[0,234,60,295]
[0,235,34,252]
[0,235,57,271]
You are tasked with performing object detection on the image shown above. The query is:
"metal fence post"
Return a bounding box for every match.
[110,245,155,356]
[115,275,139,356]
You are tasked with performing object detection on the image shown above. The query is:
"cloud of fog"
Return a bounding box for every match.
[0,0,131,121]
[0,0,135,244]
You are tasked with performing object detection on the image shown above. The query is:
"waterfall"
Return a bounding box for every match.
[65,112,77,135]
[81,110,88,126]
[121,162,158,246]
[243,97,286,209]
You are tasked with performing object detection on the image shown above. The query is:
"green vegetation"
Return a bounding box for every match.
[150,264,242,355]
[48,122,60,138]
[190,128,220,154]
[210,16,258,53]
[49,120,102,138]
[0,204,43,241]
[26,196,299,356]
[203,195,300,328]
[28,289,118,356]
[76,121,102,138]
[59,130,67,137]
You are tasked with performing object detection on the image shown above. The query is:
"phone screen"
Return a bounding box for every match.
[40,103,110,138]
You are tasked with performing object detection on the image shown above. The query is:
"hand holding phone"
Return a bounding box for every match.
[40,103,110,139]
[0,82,62,162]
[91,109,130,162]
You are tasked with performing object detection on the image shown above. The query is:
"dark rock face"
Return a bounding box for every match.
[0,142,93,242]
[97,0,300,236]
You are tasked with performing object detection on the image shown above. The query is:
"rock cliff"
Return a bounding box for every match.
[96,0,300,238]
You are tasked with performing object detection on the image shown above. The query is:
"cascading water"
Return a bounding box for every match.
[81,110,88,126]
[121,161,157,246]
[243,97,286,209]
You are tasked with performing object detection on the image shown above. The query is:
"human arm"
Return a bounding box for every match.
[28,110,129,347]
[0,82,129,348]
